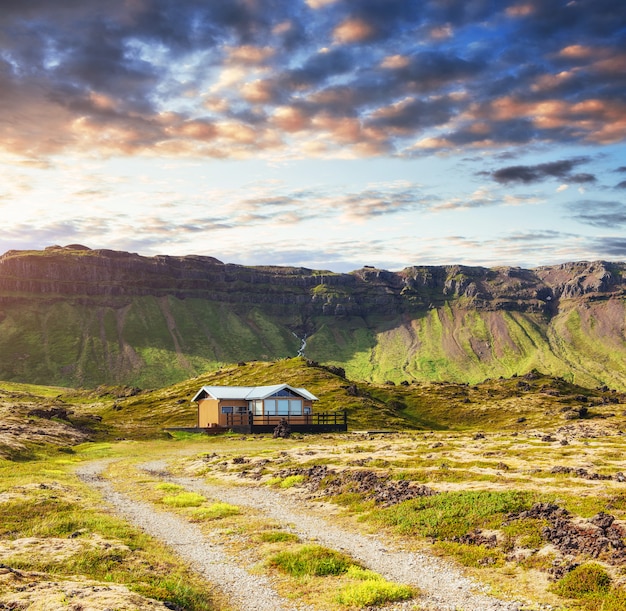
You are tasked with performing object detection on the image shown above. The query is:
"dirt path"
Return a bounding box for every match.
[77,461,307,611]
[79,459,527,611]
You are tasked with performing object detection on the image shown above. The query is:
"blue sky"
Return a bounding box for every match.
[1,0,626,271]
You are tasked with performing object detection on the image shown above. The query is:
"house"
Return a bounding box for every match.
[191,383,347,433]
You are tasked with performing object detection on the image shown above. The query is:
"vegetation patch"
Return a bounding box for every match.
[551,563,611,599]
[161,491,206,508]
[371,490,532,539]
[258,531,300,543]
[335,579,415,607]
[268,544,354,577]
[190,502,241,521]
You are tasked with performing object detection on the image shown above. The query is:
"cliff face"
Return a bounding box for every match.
[0,245,625,389]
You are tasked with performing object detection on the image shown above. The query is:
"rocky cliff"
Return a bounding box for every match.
[0,245,625,389]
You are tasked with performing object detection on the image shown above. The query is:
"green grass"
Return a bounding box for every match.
[161,491,206,507]
[371,490,533,539]
[434,541,506,568]
[551,563,611,599]
[268,544,354,577]
[335,579,415,607]
[258,531,300,543]
[190,502,241,521]
[279,474,305,488]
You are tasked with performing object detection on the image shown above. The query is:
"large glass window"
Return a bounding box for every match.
[265,399,276,415]
[254,400,263,415]
[289,400,302,415]
[277,399,289,415]
[221,406,233,414]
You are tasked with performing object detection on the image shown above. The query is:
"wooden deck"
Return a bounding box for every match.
[168,411,348,435]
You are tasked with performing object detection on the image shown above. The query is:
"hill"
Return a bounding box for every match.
[87,358,626,438]
[2,359,624,455]
[0,245,625,389]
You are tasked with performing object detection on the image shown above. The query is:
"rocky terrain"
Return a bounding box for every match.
[0,245,625,389]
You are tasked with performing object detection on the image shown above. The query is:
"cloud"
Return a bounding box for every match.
[568,200,626,228]
[491,157,595,184]
[0,0,624,162]
[589,237,626,257]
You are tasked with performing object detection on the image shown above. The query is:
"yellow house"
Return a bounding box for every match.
[192,383,319,429]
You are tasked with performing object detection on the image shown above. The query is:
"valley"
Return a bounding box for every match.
[0,359,625,609]
[1,246,626,609]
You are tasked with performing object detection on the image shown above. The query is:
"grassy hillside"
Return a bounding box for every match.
[309,300,626,389]
[90,358,626,438]
[1,294,625,391]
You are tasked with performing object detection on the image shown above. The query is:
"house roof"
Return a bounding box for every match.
[191,383,318,402]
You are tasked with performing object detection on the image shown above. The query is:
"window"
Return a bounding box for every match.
[289,400,302,415]
[254,400,263,415]
[237,406,248,414]
[265,399,276,415]
[277,399,289,415]
[221,406,233,414]
[304,406,311,415]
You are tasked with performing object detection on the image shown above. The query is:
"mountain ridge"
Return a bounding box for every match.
[0,245,625,389]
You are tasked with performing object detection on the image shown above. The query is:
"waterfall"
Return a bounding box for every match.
[292,332,307,357]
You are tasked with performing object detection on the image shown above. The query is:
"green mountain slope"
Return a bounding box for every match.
[87,358,626,437]
[0,246,625,390]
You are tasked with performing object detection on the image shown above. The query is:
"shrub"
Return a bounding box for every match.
[280,475,305,488]
[551,563,611,599]
[336,580,414,607]
[189,502,240,520]
[161,492,206,508]
[268,545,353,577]
[373,490,531,539]
[259,531,300,543]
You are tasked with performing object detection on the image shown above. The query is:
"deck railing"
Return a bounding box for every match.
[223,411,347,429]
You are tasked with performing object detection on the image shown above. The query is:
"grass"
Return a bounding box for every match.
[371,490,533,539]
[335,579,415,607]
[161,491,206,507]
[190,502,241,521]
[548,562,626,611]
[551,563,611,598]
[268,544,354,577]
[258,531,300,543]
[0,455,225,610]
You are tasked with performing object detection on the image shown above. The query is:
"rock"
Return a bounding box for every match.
[272,419,291,438]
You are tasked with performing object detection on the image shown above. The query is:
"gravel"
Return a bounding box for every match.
[77,461,308,611]
[78,459,529,611]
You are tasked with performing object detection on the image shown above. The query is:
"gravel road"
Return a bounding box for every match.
[78,460,529,611]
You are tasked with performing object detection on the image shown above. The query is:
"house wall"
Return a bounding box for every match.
[217,399,249,426]
[197,398,219,427]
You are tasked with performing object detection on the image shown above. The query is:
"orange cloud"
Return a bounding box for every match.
[506,3,535,17]
[272,107,310,132]
[559,44,598,60]
[241,80,274,103]
[305,0,339,8]
[333,18,375,44]
[380,55,410,70]
[226,45,275,65]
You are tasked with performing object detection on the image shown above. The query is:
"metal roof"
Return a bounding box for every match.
[191,383,318,402]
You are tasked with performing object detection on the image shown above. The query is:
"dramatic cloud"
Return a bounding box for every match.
[2,0,626,270]
[0,0,624,160]
[568,200,626,228]
[491,158,596,184]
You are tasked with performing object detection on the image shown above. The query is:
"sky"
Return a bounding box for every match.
[1,0,626,272]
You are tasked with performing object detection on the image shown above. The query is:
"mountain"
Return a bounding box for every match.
[0,244,625,390]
